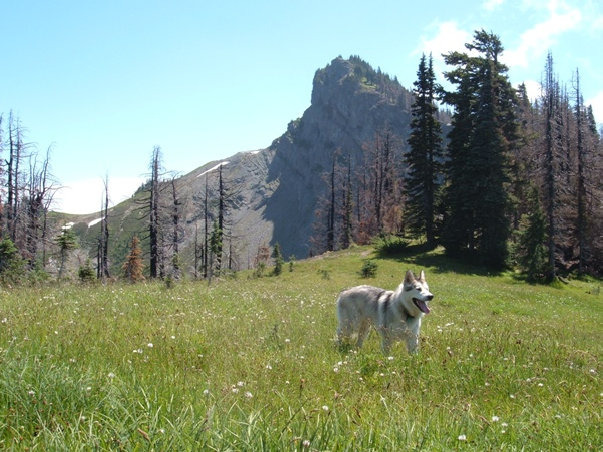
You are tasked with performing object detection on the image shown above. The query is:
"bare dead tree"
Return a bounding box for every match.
[97,175,110,279]
[24,147,57,268]
[149,146,161,278]
[6,112,27,243]
[170,177,181,280]
[573,69,586,276]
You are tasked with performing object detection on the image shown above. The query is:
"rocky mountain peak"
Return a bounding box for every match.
[68,56,420,272]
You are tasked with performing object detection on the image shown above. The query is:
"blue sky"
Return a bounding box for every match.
[2,0,602,214]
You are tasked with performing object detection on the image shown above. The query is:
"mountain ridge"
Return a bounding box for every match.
[61,56,420,273]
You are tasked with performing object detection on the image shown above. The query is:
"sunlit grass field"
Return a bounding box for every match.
[0,247,600,450]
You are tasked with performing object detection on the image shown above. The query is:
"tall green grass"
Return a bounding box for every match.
[0,247,600,450]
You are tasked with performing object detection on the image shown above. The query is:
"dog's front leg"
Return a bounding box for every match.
[406,333,419,354]
[380,328,392,355]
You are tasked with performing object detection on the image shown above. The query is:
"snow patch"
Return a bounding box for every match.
[62,222,75,230]
[88,217,103,228]
[197,161,230,178]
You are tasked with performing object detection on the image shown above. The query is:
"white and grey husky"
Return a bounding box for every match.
[336,270,433,354]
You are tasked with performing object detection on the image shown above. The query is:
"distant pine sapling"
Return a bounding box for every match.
[55,228,78,280]
[359,259,378,278]
[272,243,284,276]
[78,259,95,283]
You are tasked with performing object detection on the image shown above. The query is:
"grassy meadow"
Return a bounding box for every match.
[0,247,600,450]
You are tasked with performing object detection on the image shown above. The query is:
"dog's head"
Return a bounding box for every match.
[403,270,434,316]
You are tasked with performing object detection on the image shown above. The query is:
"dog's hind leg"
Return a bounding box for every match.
[336,316,356,347]
[356,320,371,348]
[336,323,347,346]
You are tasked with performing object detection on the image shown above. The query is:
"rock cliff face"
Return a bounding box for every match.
[264,56,413,258]
[67,56,416,272]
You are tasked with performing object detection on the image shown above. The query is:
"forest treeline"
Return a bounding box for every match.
[0,30,601,285]
[312,30,601,281]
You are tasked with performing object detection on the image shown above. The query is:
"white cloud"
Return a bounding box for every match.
[483,0,505,11]
[53,177,145,215]
[518,79,543,101]
[502,0,582,68]
[413,21,472,85]
[415,21,471,60]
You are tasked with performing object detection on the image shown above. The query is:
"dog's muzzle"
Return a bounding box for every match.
[413,296,432,314]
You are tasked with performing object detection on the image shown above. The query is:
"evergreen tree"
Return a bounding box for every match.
[341,155,354,249]
[209,220,222,277]
[272,242,284,276]
[541,52,561,280]
[441,30,517,268]
[55,228,78,279]
[514,187,548,282]
[406,53,444,248]
[0,238,25,284]
[78,259,95,283]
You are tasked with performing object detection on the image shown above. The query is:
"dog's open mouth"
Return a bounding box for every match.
[413,298,431,314]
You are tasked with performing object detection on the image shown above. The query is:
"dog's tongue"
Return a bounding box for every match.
[414,298,431,314]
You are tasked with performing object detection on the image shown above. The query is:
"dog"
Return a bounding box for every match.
[336,270,433,354]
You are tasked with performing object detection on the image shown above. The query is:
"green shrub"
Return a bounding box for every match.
[359,259,378,278]
[0,238,26,286]
[374,235,409,256]
[78,259,95,283]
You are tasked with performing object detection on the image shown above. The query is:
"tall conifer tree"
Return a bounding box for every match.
[441,30,517,268]
[406,53,444,248]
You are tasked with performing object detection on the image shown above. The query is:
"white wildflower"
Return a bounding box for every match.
[245,391,253,399]
[147,343,153,348]
[322,405,329,412]
[491,416,500,422]
[458,434,467,441]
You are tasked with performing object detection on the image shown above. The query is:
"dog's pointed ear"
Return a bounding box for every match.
[404,270,415,285]
[419,270,426,281]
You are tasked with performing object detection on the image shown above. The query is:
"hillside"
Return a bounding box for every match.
[58,56,420,275]
[1,246,600,449]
